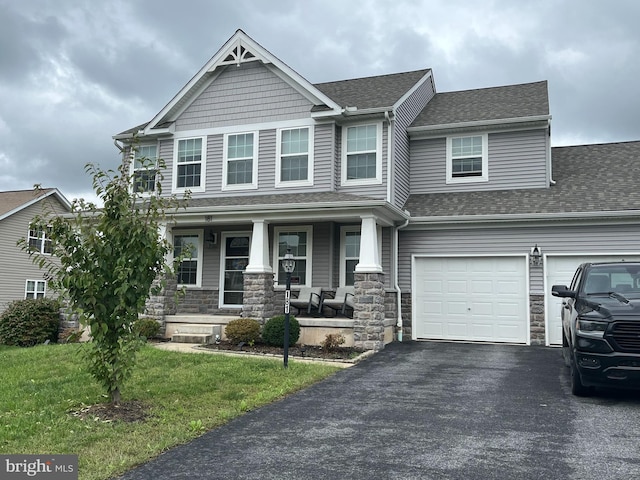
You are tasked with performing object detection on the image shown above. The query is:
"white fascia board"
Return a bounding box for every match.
[407,210,640,228]
[407,115,552,138]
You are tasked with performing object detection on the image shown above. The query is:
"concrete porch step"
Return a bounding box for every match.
[172,333,213,344]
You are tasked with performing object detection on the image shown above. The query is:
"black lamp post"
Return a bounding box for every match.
[281,248,296,368]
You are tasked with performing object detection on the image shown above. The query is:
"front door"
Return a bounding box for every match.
[220,233,251,308]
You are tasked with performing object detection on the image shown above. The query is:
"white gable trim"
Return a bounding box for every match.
[143,30,342,134]
[0,189,71,222]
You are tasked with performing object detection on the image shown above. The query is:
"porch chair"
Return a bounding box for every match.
[289,287,322,315]
[320,286,355,317]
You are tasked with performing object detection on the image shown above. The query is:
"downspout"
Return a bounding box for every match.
[547,119,556,185]
[394,214,410,341]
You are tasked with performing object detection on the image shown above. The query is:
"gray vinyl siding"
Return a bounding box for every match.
[410,129,548,194]
[393,76,435,208]
[158,139,173,193]
[398,223,640,294]
[0,199,67,312]
[175,62,313,131]
[312,123,335,191]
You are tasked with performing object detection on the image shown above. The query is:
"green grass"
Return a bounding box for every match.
[0,344,340,480]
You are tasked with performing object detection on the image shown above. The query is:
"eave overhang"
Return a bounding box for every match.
[408,115,552,139]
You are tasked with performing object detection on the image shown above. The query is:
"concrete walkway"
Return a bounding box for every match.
[119,341,640,480]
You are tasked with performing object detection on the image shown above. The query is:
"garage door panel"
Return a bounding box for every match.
[415,256,527,343]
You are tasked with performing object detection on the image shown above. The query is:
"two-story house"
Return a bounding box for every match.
[114,29,640,350]
[0,188,71,312]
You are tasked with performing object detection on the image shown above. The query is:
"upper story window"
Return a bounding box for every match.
[174,231,203,287]
[25,280,46,299]
[28,227,52,254]
[341,123,382,186]
[223,132,257,190]
[274,227,312,287]
[276,127,313,187]
[446,134,488,184]
[133,144,158,193]
[174,137,205,192]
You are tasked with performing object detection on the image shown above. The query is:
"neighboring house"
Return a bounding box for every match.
[114,29,640,349]
[0,189,71,312]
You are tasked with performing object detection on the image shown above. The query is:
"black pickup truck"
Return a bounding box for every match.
[552,262,640,396]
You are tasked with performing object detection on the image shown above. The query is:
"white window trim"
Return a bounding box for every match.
[341,122,383,186]
[172,137,206,193]
[222,131,259,191]
[219,231,252,308]
[273,226,313,288]
[131,143,159,195]
[275,126,314,188]
[174,230,204,288]
[446,133,489,184]
[25,279,46,299]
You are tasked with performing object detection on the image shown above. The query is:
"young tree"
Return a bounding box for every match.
[22,156,187,404]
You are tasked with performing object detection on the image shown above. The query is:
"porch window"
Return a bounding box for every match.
[28,226,52,254]
[277,127,312,186]
[25,280,46,299]
[224,132,257,190]
[174,232,202,287]
[342,123,382,185]
[133,144,158,193]
[274,227,312,286]
[221,234,251,306]
[446,134,488,183]
[341,227,360,286]
[175,138,205,192]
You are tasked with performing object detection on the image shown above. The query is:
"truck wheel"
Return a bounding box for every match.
[570,357,591,397]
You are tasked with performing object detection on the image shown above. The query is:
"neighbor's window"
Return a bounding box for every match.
[175,138,204,190]
[277,127,312,186]
[342,123,382,184]
[28,226,52,254]
[133,144,158,193]
[446,134,488,183]
[25,280,46,299]
[224,132,257,189]
[274,227,312,286]
[174,233,202,287]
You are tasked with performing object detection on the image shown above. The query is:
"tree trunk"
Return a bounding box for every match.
[111,387,121,405]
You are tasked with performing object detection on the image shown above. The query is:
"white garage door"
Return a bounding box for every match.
[545,254,640,346]
[414,256,528,343]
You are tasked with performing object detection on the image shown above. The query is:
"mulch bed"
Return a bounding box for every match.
[70,400,149,423]
[201,341,366,361]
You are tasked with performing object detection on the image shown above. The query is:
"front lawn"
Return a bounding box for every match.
[0,344,340,480]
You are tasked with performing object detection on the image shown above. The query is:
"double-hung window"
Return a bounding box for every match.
[175,138,205,192]
[133,144,158,193]
[28,227,52,254]
[342,123,382,185]
[341,227,361,287]
[224,132,257,190]
[276,127,312,187]
[274,227,312,287]
[446,134,488,183]
[174,232,203,287]
[25,280,46,299]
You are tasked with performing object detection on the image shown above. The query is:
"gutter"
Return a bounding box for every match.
[407,114,552,137]
[394,214,411,341]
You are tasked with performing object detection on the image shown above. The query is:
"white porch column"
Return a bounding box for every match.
[355,214,383,273]
[245,219,272,274]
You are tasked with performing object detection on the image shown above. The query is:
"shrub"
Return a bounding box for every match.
[0,298,61,347]
[262,315,300,347]
[321,333,345,352]
[134,317,161,341]
[225,318,261,345]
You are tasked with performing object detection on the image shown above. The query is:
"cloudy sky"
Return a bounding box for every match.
[1,0,639,202]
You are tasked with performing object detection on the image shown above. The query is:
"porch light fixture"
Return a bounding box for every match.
[530,244,542,267]
[281,248,296,368]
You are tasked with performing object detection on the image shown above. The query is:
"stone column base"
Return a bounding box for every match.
[353,272,386,351]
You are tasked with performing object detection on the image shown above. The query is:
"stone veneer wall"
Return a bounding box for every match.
[242,272,277,321]
[529,294,545,345]
[400,293,412,339]
[353,272,386,351]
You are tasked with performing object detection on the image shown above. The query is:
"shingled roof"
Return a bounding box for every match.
[314,69,431,110]
[410,81,549,128]
[403,141,640,219]
[0,189,54,217]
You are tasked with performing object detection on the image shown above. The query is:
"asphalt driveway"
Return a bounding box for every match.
[117,341,640,480]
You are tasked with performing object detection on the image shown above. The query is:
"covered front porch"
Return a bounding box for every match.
[145,195,408,350]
